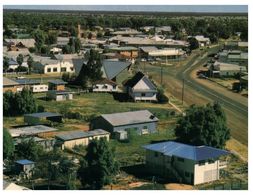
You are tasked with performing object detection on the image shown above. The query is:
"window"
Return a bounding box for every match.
[47,68,51,72]
[70,67,74,71]
[113,85,117,89]
[185,171,190,177]
[198,160,206,166]
[61,67,67,72]
[143,126,148,129]
[102,85,108,89]
[53,68,58,72]
[141,93,146,97]
[177,157,184,162]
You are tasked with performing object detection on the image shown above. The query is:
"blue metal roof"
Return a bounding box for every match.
[48,79,67,85]
[24,112,62,118]
[15,79,41,85]
[143,141,230,161]
[16,159,35,165]
[102,60,131,80]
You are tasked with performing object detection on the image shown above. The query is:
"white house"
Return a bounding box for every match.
[195,35,210,47]
[143,141,230,185]
[30,84,48,93]
[92,78,119,92]
[124,72,157,102]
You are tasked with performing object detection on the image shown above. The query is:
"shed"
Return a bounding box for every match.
[56,129,110,149]
[46,90,73,101]
[24,112,63,125]
[15,159,35,178]
[114,130,128,140]
[90,110,159,135]
[48,79,67,91]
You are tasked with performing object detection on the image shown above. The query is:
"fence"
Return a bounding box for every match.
[199,180,248,190]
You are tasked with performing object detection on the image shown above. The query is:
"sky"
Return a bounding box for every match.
[3,5,248,13]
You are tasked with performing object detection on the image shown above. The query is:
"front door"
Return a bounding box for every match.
[190,173,194,185]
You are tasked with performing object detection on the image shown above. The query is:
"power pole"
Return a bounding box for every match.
[182,78,185,105]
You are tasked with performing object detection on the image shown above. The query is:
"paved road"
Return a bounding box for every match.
[176,51,248,117]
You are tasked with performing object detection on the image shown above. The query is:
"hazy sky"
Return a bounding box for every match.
[3,5,248,13]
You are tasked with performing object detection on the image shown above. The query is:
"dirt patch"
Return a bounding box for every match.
[165,183,194,190]
[66,124,90,131]
[226,138,248,162]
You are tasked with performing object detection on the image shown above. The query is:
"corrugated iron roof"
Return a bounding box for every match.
[56,129,110,141]
[101,110,159,126]
[102,60,131,80]
[3,77,20,86]
[48,79,67,85]
[143,141,230,161]
[16,159,35,165]
[9,125,58,137]
[24,112,62,118]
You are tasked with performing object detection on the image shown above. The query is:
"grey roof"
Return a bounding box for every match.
[24,112,62,118]
[3,77,20,86]
[102,60,131,80]
[111,46,138,51]
[56,129,110,141]
[9,125,58,137]
[47,90,73,95]
[101,110,159,126]
[8,58,19,65]
[15,79,41,85]
[140,46,158,53]
[48,79,67,85]
[143,141,230,161]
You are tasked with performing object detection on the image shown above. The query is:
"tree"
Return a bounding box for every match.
[3,91,14,116]
[3,56,9,72]
[62,45,72,54]
[33,29,46,53]
[27,55,34,74]
[175,102,230,148]
[78,138,119,189]
[46,32,58,45]
[3,128,15,160]
[188,37,199,50]
[76,49,103,88]
[16,137,44,161]
[157,87,169,104]
[16,54,24,66]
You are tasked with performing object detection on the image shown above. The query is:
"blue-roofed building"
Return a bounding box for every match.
[143,141,230,185]
[15,159,35,178]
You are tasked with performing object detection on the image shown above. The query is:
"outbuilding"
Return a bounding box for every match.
[56,129,110,149]
[92,78,119,92]
[90,110,159,135]
[24,112,63,125]
[15,159,35,178]
[48,79,67,91]
[46,90,73,101]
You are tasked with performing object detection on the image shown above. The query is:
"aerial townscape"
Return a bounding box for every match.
[2,5,248,190]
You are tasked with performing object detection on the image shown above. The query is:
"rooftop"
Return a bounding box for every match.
[143,141,230,161]
[15,79,41,85]
[47,90,73,95]
[56,129,110,141]
[101,110,159,126]
[16,159,35,165]
[48,79,67,85]
[102,60,131,80]
[24,112,62,118]
[3,77,20,86]
[9,125,58,137]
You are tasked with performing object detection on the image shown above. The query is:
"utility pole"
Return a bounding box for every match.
[182,78,185,105]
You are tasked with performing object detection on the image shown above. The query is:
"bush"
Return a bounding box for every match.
[29,47,36,53]
[157,88,169,104]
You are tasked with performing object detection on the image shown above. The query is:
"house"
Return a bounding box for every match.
[14,137,56,151]
[102,60,132,81]
[24,112,63,125]
[46,90,73,101]
[110,46,139,60]
[92,78,119,92]
[15,159,35,178]
[141,47,186,61]
[112,29,142,37]
[55,129,110,149]
[217,50,248,66]
[194,35,210,47]
[209,61,247,77]
[48,79,67,91]
[3,180,30,190]
[90,110,159,135]
[57,37,70,48]
[124,72,158,102]
[9,125,58,138]
[143,141,230,185]
[4,39,36,50]
[7,58,19,70]
[155,26,172,34]
[30,84,48,93]
[3,77,22,93]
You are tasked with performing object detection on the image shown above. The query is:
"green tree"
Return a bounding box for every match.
[33,29,46,53]
[16,54,24,66]
[76,49,103,88]
[175,102,230,148]
[3,128,15,160]
[157,87,169,104]
[188,37,199,50]
[78,138,119,189]
[46,32,58,45]
[3,91,14,116]
[15,137,44,161]
[3,56,9,72]
[27,55,34,74]
[62,45,72,54]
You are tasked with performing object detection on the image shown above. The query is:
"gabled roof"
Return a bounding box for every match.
[143,141,230,161]
[102,60,131,80]
[16,159,35,165]
[123,72,157,92]
[15,79,41,85]
[24,112,62,118]
[3,77,20,86]
[56,129,110,141]
[93,78,118,86]
[100,110,159,126]
[8,58,19,65]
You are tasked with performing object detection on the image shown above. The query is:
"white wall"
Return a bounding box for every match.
[44,61,75,74]
[93,84,118,92]
[31,84,48,92]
